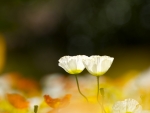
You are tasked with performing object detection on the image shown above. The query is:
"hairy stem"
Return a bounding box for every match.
[75,75,88,102]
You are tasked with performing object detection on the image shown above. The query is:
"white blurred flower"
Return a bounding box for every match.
[112,98,142,113]
[28,97,42,111]
[58,55,88,74]
[123,68,150,99]
[136,67,150,90]
[41,73,66,98]
[83,55,114,76]
[0,75,11,98]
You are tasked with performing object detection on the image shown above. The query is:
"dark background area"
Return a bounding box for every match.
[0,0,150,80]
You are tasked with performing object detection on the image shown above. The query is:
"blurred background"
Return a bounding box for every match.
[0,0,150,80]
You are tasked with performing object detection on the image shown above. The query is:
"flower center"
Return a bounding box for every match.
[68,70,82,74]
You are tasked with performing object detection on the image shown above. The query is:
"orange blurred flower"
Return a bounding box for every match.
[7,93,29,109]
[44,94,71,109]
[6,73,40,96]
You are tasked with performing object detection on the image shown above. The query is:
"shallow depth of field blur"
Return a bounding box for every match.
[1,0,150,113]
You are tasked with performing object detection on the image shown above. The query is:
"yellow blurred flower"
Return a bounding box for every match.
[83,55,114,76]
[58,55,88,74]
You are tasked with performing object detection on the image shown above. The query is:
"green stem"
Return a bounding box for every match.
[75,75,88,102]
[97,76,106,113]
[34,105,38,113]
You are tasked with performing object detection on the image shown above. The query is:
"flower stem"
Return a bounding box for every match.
[75,75,88,102]
[97,76,106,113]
[97,76,100,103]
[34,105,38,113]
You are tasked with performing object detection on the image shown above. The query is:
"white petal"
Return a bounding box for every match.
[125,99,140,112]
[100,56,114,72]
[112,101,126,113]
[112,99,142,113]
[58,55,87,74]
[83,55,114,76]
[68,58,77,70]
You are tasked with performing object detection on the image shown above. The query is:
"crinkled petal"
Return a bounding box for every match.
[58,55,87,74]
[83,55,114,76]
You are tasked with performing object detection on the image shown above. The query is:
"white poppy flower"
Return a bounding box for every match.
[83,55,114,76]
[58,55,88,74]
[112,98,142,113]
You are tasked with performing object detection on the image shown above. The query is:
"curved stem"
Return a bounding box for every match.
[75,75,88,102]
